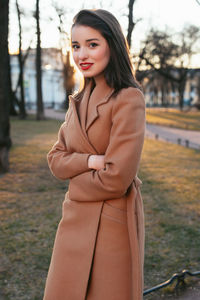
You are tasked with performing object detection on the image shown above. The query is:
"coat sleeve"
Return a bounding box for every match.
[47,121,91,180]
[68,87,146,201]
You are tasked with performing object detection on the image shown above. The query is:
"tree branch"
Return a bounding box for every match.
[127,0,136,47]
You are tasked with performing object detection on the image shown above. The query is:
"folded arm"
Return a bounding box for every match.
[47,122,91,180]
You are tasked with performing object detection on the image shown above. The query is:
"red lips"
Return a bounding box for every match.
[80,63,93,70]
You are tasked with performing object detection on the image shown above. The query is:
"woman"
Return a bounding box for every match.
[43,9,145,300]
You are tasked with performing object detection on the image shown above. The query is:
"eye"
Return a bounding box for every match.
[72,44,79,50]
[89,42,98,48]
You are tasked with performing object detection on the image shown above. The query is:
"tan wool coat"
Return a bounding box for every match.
[43,78,146,300]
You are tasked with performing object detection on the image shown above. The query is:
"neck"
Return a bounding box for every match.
[93,73,106,86]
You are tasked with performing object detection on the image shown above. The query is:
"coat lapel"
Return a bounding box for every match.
[69,94,97,154]
[78,81,92,134]
[85,79,114,132]
[69,79,114,153]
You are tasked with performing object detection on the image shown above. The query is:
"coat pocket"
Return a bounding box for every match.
[101,202,127,225]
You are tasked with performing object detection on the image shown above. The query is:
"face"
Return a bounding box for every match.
[71,25,110,81]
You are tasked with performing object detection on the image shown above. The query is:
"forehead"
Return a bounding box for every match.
[71,25,104,42]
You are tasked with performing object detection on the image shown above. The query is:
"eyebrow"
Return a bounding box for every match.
[71,38,100,44]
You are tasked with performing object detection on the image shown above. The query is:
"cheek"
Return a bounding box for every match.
[95,48,109,62]
[94,50,110,72]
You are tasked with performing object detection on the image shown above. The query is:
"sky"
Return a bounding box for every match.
[9,0,200,67]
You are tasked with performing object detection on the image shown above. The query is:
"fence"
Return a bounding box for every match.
[144,269,200,296]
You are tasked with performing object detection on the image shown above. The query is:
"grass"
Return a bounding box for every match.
[0,117,66,300]
[0,117,200,300]
[141,138,200,299]
[146,108,200,131]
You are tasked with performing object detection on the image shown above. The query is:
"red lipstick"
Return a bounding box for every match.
[80,63,93,70]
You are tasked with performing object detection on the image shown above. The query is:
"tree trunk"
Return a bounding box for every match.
[36,0,44,120]
[177,70,187,110]
[16,0,26,119]
[161,83,165,106]
[127,0,136,48]
[178,80,185,110]
[8,52,18,116]
[195,73,200,109]
[0,0,12,173]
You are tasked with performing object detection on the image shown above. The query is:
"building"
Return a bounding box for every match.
[10,48,66,110]
[140,68,200,107]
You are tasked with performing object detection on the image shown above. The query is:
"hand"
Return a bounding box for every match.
[88,155,105,170]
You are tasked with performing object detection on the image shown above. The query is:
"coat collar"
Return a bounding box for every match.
[69,78,114,132]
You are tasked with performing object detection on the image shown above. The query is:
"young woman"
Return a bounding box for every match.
[43,9,145,300]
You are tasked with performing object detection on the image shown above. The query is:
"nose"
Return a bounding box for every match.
[79,47,89,61]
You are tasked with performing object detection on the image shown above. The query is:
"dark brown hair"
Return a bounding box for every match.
[72,9,140,99]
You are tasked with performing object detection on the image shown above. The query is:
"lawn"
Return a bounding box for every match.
[146,108,200,131]
[142,138,200,299]
[0,117,199,300]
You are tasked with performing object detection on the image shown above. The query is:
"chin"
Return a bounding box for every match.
[83,74,93,78]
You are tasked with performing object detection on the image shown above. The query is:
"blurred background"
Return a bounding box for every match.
[7,0,200,113]
[0,1,200,299]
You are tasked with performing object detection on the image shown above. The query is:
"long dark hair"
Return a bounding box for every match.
[71,9,140,99]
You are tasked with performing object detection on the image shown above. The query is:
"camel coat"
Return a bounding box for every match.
[43,79,146,300]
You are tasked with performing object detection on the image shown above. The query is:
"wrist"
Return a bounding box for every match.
[88,155,95,169]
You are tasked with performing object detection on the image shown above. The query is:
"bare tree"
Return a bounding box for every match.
[16,0,26,119]
[51,2,75,109]
[8,49,18,116]
[35,0,44,120]
[139,26,200,109]
[194,71,200,109]
[0,0,12,173]
[13,44,32,95]
[127,0,137,47]
[9,4,33,117]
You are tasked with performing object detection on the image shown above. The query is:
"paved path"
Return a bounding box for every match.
[44,108,66,121]
[146,123,200,150]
